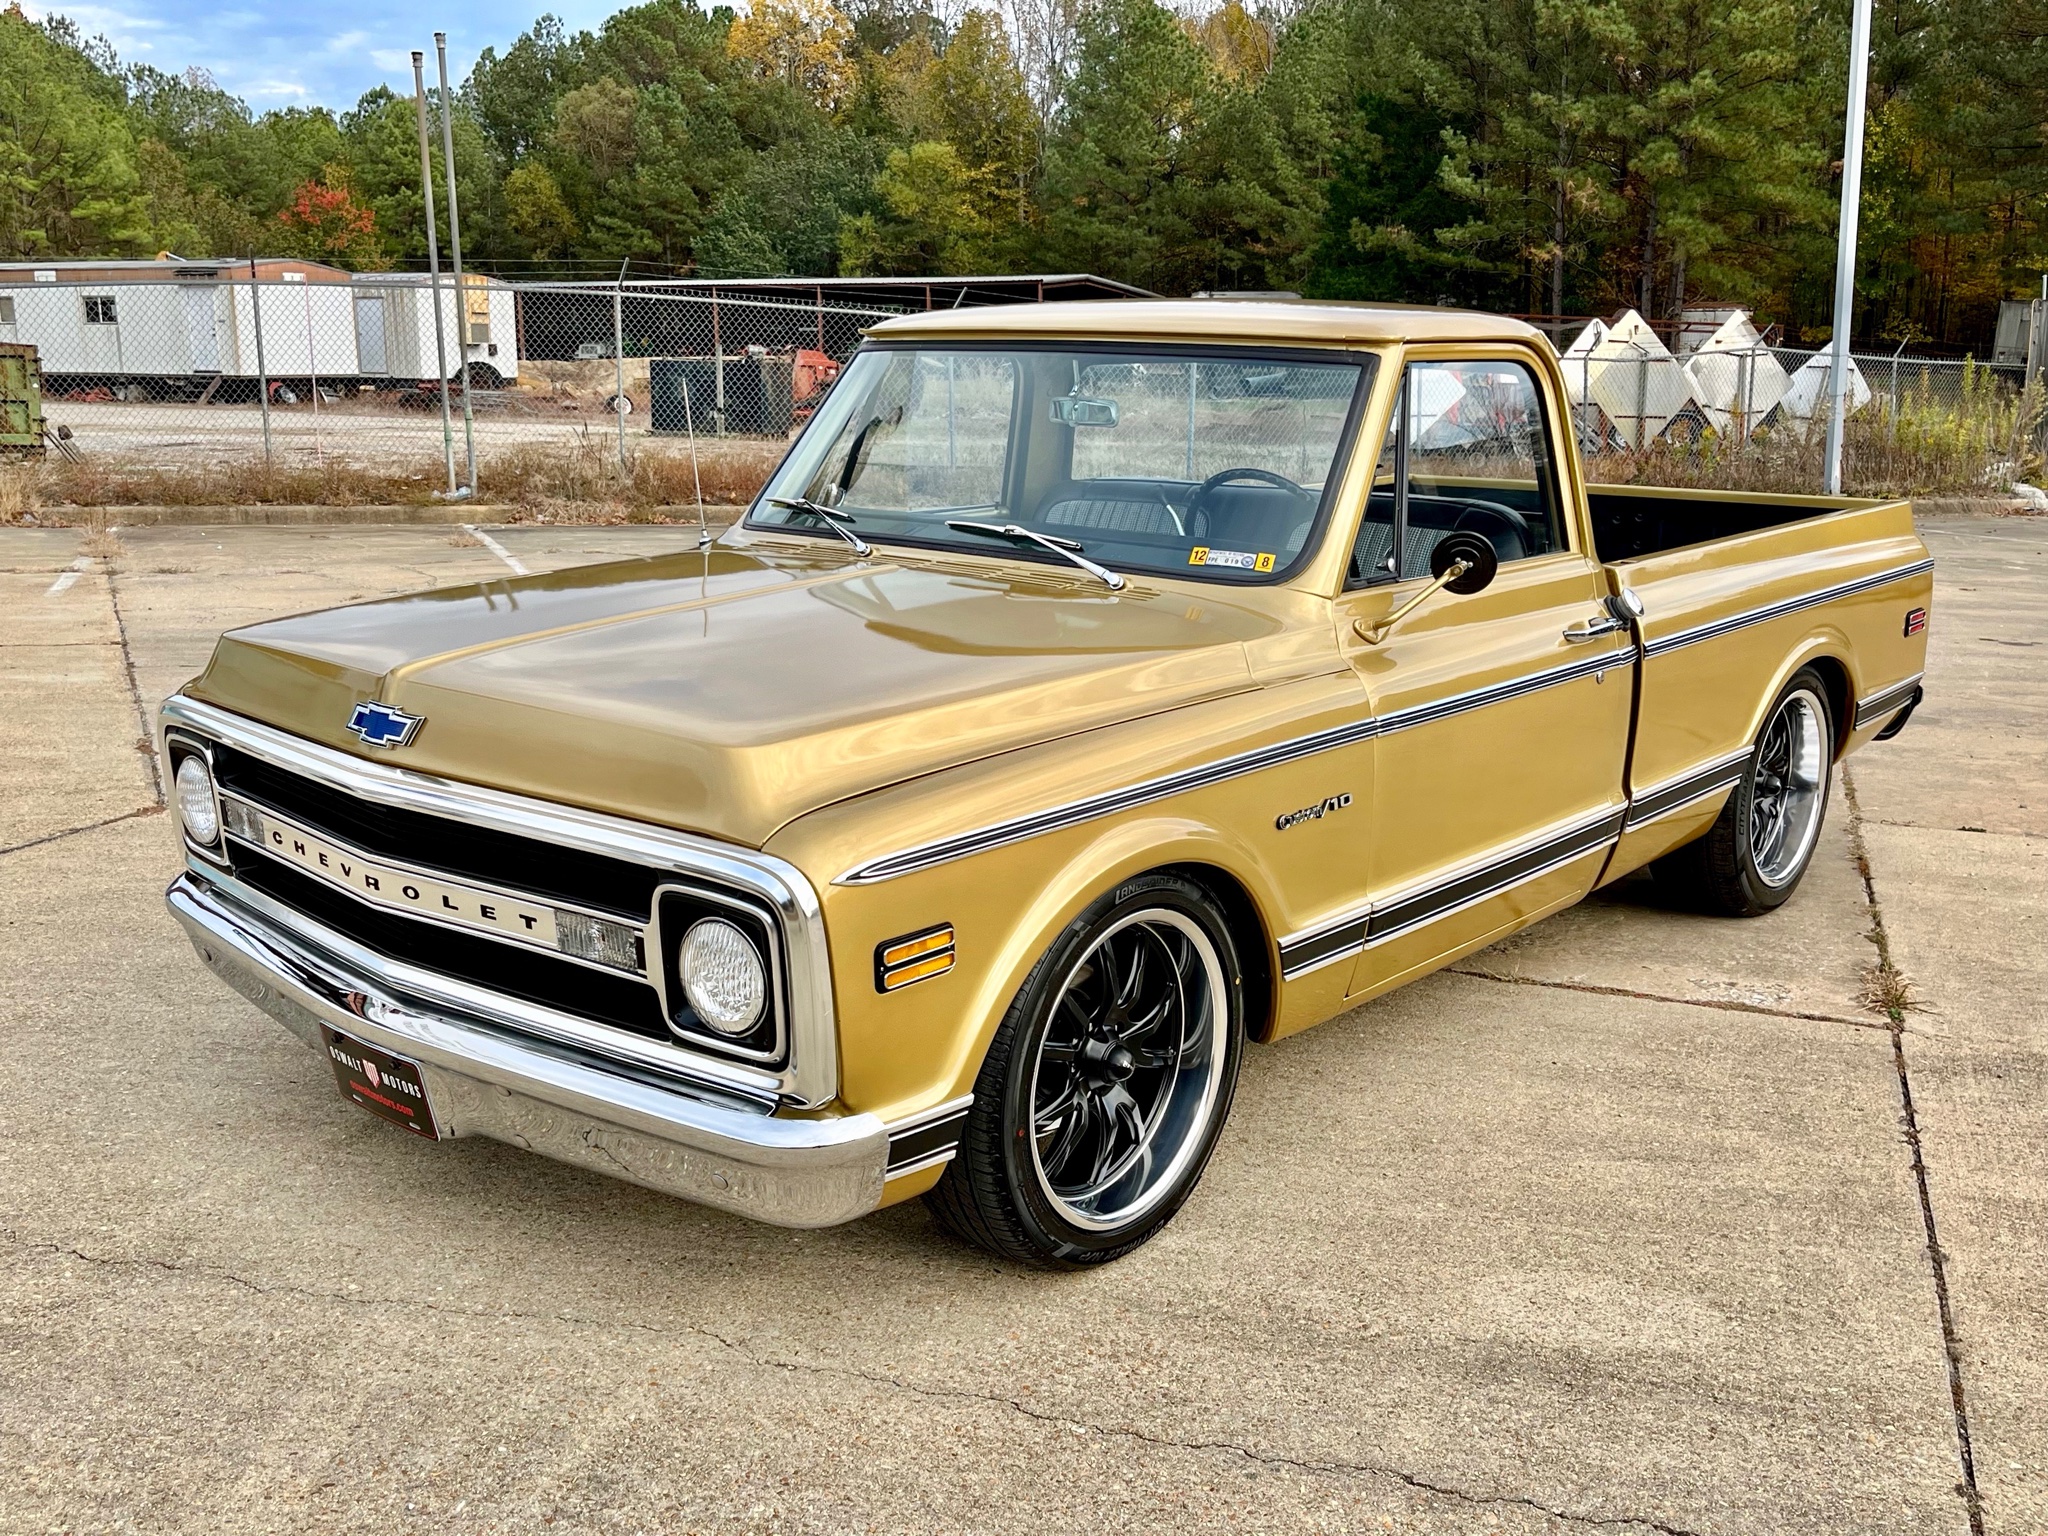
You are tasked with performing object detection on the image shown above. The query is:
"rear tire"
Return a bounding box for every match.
[926,873,1245,1266]
[1653,666,1835,916]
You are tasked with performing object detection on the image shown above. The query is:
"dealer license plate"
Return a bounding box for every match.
[323,1026,440,1140]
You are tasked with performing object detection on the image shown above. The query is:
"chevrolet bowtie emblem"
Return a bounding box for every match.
[347,701,424,748]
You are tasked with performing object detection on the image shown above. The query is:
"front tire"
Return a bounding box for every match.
[927,873,1246,1265]
[1654,667,1835,916]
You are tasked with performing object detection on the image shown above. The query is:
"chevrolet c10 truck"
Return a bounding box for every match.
[162,301,1930,1264]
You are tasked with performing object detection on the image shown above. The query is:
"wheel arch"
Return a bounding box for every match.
[1154,860,1278,1045]
[1753,635,1855,759]
[933,820,1288,1103]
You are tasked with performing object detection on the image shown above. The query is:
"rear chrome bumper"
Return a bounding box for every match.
[167,871,890,1228]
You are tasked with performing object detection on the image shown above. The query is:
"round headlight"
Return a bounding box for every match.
[175,754,220,845]
[678,918,766,1037]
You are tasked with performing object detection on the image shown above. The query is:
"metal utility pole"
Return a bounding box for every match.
[2028,274,2046,393]
[1823,0,1873,496]
[412,51,459,498]
[614,259,629,474]
[435,33,477,494]
[247,256,272,467]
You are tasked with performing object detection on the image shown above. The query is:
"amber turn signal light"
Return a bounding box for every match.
[876,924,955,992]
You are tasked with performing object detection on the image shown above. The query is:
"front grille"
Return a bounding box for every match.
[229,846,673,1039]
[212,743,659,920]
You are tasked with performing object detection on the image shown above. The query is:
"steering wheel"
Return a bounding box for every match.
[1450,497,1533,562]
[1186,466,1315,541]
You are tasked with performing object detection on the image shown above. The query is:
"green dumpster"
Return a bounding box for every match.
[0,341,47,460]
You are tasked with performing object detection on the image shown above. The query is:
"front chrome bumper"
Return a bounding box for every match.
[168,871,891,1228]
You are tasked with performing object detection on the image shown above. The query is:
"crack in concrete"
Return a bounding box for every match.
[4,1230,1700,1535]
[1865,816,2044,843]
[1842,766,1985,1536]
[0,805,163,858]
[1447,966,1892,1032]
[101,558,164,807]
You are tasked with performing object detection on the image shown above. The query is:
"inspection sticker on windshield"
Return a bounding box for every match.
[1189,547,1276,572]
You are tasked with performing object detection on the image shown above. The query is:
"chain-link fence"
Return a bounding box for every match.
[1555,339,2030,454]
[0,268,906,502]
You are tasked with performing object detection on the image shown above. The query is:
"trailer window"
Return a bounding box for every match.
[85,296,117,324]
[0,298,15,324]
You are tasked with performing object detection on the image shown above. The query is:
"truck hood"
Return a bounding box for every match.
[188,542,1277,847]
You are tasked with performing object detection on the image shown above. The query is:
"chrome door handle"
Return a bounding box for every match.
[1563,614,1627,643]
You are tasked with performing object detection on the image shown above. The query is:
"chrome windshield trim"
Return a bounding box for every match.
[1853,672,1926,729]
[1641,558,1934,658]
[161,694,840,1107]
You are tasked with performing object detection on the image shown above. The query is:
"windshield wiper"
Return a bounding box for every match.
[767,496,872,556]
[944,520,1126,591]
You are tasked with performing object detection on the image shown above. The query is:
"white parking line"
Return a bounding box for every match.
[463,525,529,577]
[45,557,91,597]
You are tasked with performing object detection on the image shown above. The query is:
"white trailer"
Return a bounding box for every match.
[351,273,518,387]
[0,259,362,392]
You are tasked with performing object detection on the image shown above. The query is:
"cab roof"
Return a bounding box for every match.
[867,298,1547,348]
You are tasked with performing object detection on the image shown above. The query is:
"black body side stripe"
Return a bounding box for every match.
[836,646,1632,887]
[1374,647,1631,735]
[886,1114,968,1173]
[1277,808,1625,980]
[1642,558,1933,658]
[1622,749,1754,831]
[837,715,1383,885]
[1853,673,1925,729]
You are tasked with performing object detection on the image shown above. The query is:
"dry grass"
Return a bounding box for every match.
[78,506,123,557]
[1590,371,2047,499]
[15,433,784,520]
[0,463,38,523]
[1861,960,1927,1019]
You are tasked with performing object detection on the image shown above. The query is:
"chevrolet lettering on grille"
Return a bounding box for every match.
[224,796,560,946]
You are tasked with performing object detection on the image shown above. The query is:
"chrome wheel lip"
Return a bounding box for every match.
[1751,689,1828,888]
[1026,907,1229,1233]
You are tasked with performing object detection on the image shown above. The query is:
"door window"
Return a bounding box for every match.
[1352,358,1565,584]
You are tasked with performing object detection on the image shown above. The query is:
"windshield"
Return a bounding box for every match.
[749,344,1372,582]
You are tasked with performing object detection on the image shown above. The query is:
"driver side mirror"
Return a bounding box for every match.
[1355,531,1498,645]
[1430,530,1498,593]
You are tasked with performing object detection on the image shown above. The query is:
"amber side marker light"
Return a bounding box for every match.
[876,924,956,992]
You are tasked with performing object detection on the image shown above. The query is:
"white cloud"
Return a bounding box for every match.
[243,79,312,99]
[324,29,369,53]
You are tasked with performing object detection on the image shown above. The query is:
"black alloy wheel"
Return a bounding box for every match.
[928,872,1246,1265]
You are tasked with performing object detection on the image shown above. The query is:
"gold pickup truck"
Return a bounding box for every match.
[162,302,1930,1264]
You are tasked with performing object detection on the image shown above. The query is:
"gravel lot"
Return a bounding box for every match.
[1,514,2041,1534]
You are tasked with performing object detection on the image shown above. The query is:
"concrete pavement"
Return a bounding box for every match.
[1,515,2040,1535]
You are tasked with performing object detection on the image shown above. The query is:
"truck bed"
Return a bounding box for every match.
[1587,484,1873,562]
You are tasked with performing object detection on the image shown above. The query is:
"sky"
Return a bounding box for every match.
[25,0,626,109]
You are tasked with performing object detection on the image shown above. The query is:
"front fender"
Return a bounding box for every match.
[765,677,1385,1124]
[788,810,1287,1125]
